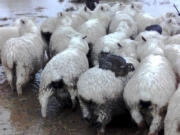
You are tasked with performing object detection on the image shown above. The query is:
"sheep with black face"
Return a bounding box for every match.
[77,53,135,134]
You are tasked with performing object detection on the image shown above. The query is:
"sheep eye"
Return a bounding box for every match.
[117,43,122,48]
[142,36,147,42]
[101,6,104,11]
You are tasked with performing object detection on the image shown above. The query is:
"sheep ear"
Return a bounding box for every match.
[142,36,146,42]
[82,36,87,39]
[117,43,122,48]
[131,4,134,9]
[168,19,172,24]
[101,6,104,11]
[84,6,87,12]
[20,19,25,24]
[57,12,63,17]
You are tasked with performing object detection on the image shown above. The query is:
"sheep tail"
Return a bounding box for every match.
[139,100,152,109]
[12,62,17,91]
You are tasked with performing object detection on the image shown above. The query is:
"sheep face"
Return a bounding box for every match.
[98,52,135,77]
[15,17,38,35]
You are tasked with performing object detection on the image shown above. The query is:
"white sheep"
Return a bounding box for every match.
[164,84,180,135]
[40,7,91,44]
[1,17,46,95]
[92,36,137,65]
[165,34,180,45]
[109,12,137,34]
[77,60,135,134]
[39,36,89,118]
[123,54,176,135]
[49,26,82,58]
[134,13,160,33]
[164,44,180,78]
[90,3,111,29]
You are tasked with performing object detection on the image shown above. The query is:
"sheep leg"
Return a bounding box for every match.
[4,68,15,91]
[79,97,91,121]
[148,113,162,135]
[130,108,144,128]
[94,109,111,135]
[68,88,77,109]
[16,66,29,96]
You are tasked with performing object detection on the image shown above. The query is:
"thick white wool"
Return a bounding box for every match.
[124,55,176,109]
[49,26,82,57]
[90,3,111,28]
[0,27,19,59]
[2,33,45,95]
[135,31,165,42]
[92,35,137,65]
[78,67,126,104]
[134,13,160,33]
[77,18,106,45]
[164,84,180,135]
[109,12,136,33]
[164,44,180,77]
[165,34,180,45]
[137,39,165,61]
[160,17,180,36]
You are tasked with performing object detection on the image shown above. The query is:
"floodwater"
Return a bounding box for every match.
[0,0,179,135]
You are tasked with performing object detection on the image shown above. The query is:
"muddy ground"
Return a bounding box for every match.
[0,0,179,135]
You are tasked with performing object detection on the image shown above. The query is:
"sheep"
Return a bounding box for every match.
[136,38,165,61]
[1,17,46,95]
[109,12,137,34]
[90,3,111,29]
[92,36,137,66]
[40,7,91,44]
[165,34,180,45]
[135,31,165,43]
[49,26,82,58]
[39,36,89,118]
[123,54,176,135]
[0,27,19,61]
[160,17,180,36]
[77,57,135,134]
[134,13,160,33]
[164,84,180,135]
[164,44,180,79]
